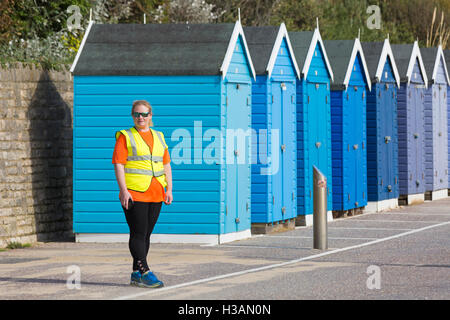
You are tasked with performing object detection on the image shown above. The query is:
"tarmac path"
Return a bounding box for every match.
[0,198,449,300]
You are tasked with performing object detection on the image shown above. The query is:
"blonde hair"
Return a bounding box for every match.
[132,100,153,127]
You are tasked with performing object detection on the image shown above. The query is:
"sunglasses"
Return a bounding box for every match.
[133,112,150,118]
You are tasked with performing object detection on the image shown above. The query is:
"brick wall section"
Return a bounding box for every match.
[0,64,74,247]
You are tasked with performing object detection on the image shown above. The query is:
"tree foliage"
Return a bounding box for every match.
[1,0,449,69]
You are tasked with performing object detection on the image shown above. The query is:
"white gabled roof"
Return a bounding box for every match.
[302,28,334,82]
[407,41,429,86]
[375,39,401,88]
[343,38,372,91]
[220,20,256,80]
[265,23,301,79]
[431,45,450,85]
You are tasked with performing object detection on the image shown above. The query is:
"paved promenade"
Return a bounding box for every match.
[1,198,449,300]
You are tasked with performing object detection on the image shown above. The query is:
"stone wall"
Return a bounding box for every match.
[0,64,73,247]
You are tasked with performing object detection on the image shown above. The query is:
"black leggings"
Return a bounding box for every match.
[123,201,162,273]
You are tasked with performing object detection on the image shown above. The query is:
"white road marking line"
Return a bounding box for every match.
[266,236,379,240]
[384,213,450,216]
[342,219,447,223]
[113,221,450,300]
[328,227,413,231]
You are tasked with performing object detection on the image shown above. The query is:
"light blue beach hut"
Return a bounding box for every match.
[420,45,449,200]
[392,41,428,205]
[289,27,334,226]
[70,21,256,244]
[244,23,300,233]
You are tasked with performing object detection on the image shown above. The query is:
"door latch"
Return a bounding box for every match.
[384,136,391,144]
[315,142,321,148]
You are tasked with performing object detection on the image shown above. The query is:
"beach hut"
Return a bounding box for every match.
[391,41,428,205]
[324,38,371,215]
[244,24,300,233]
[289,28,334,226]
[445,49,450,194]
[358,39,401,212]
[420,46,449,200]
[70,21,256,244]
[342,38,398,213]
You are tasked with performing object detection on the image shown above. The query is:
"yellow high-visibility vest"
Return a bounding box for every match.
[115,127,168,192]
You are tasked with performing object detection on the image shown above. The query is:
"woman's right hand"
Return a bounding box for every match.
[119,189,133,210]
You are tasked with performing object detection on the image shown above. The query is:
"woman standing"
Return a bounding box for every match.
[112,100,173,288]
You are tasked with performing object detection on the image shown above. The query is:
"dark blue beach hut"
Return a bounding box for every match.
[289,28,334,226]
[391,41,429,205]
[70,21,257,244]
[244,23,300,233]
[445,49,450,194]
[325,38,372,214]
[361,39,401,212]
[420,46,449,200]
[352,39,400,212]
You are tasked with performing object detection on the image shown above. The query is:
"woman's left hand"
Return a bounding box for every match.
[164,189,173,205]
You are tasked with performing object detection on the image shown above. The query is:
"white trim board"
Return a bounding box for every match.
[300,211,334,227]
[75,230,252,245]
[266,23,301,79]
[365,198,399,213]
[70,20,94,74]
[220,20,256,80]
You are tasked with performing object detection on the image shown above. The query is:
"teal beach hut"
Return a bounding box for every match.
[71,21,256,244]
[289,27,334,226]
[244,23,300,233]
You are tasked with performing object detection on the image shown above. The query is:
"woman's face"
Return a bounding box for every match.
[132,104,152,130]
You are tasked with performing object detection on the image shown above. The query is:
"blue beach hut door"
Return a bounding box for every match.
[347,86,366,207]
[410,85,425,193]
[380,83,397,198]
[436,84,448,190]
[271,81,296,221]
[225,82,251,233]
[309,82,329,181]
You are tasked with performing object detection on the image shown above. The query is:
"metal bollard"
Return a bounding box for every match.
[313,166,328,250]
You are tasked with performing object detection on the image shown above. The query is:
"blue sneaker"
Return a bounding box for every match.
[140,270,164,288]
[130,271,141,287]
